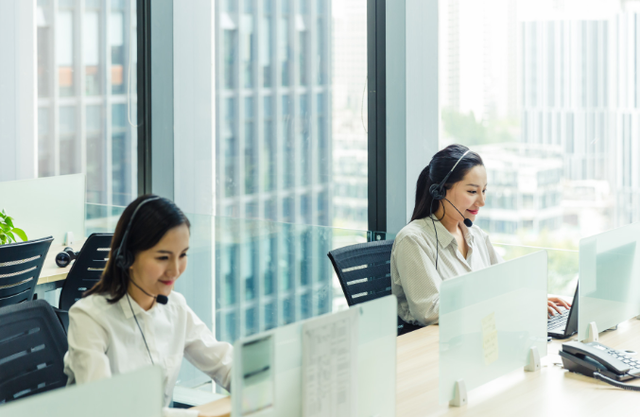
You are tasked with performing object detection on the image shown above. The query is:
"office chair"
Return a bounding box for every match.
[327,239,420,336]
[57,233,113,332]
[0,299,68,403]
[0,236,54,308]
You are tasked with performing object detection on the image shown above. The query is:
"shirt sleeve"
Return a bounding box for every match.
[64,303,112,384]
[392,234,443,326]
[183,305,234,391]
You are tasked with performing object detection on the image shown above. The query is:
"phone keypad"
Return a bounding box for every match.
[606,348,640,376]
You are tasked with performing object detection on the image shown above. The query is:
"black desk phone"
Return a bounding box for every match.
[561,341,640,390]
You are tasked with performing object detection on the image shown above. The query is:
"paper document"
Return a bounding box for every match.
[302,307,358,417]
[481,312,499,365]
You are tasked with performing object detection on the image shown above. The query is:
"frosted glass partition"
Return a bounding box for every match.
[0,174,85,243]
[578,223,640,341]
[439,251,548,404]
[175,212,393,388]
[0,366,162,417]
[231,295,397,417]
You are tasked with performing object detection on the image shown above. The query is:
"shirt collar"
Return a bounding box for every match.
[423,216,475,248]
[119,292,155,319]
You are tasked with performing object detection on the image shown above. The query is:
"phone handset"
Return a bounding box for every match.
[560,341,640,391]
[561,341,630,375]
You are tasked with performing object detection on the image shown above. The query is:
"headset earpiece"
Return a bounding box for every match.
[115,249,133,270]
[429,183,446,201]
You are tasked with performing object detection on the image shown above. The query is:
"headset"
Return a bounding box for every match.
[428,149,474,270]
[115,195,166,366]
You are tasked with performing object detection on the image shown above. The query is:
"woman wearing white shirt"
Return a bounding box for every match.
[391,144,570,327]
[64,195,232,417]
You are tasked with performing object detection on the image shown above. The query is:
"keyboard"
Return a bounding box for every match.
[547,308,569,332]
[604,348,640,377]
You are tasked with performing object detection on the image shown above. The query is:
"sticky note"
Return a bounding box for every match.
[481,312,499,365]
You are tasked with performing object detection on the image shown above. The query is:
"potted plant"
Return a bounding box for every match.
[0,209,28,245]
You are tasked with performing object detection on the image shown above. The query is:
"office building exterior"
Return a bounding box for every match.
[214,0,334,343]
[521,12,640,227]
[36,0,137,209]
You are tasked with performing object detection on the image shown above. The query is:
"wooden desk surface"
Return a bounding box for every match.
[196,319,640,416]
[396,318,640,416]
[190,396,231,417]
[38,240,86,285]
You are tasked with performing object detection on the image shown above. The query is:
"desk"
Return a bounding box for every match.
[190,397,231,417]
[396,318,640,416]
[182,319,640,416]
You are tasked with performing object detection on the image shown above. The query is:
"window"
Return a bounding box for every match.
[212,0,367,346]
[2,0,139,207]
[439,0,640,293]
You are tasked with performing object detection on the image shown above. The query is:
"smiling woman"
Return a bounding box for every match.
[63,195,232,417]
[391,144,569,327]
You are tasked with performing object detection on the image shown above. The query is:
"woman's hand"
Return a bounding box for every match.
[548,296,571,318]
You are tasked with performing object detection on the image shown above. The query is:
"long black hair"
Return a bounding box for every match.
[85,195,191,303]
[411,144,484,222]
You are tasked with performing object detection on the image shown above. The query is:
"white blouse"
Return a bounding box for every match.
[64,291,233,417]
[391,217,503,326]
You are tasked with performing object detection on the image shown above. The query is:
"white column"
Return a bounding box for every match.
[385,0,439,234]
[0,0,37,181]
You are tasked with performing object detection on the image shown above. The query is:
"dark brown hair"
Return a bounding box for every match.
[85,194,191,303]
[411,144,484,222]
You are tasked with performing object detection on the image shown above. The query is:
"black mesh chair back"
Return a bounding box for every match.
[327,239,394,306]
[328,239,421,336]
[0,299,68,404]
[0,236,54,307]
[59,233,113,311]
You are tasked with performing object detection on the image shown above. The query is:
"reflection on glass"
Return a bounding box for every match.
[56,10,74,97]
[86,105,104,204]
[110,11,125,94]
[279,17,290,86]
[111,104,131,206]
[59,106,78,174]
[299,95,310,185]
[263,96,275,192]
[38,107,53,177]
[282,96,294,188]
[297,16,307,85]
[244,97,256,194]
[261,14,273,87]
[84,11,101,95]
[37,5,51,98]
[224,98,237,197]
[241,14,254,88]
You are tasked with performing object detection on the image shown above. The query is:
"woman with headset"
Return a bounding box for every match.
[64,195,231,417]
[391,144,571,327]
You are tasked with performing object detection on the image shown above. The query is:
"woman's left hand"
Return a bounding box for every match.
[547,296,571,318]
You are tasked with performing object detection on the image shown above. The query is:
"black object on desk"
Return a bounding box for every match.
[0,299,68,403]
[55,247,78,267]
[0,236,54,307]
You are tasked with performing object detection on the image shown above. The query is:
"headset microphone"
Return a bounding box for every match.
[130,278,169,305]
[444,198,474,228]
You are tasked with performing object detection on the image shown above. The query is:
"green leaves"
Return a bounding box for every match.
[0,209,28,245]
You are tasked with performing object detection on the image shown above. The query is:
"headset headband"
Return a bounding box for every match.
[115,196,161,268]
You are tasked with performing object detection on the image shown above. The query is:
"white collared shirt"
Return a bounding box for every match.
[64,291,233,417]
[391,217,503,326]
